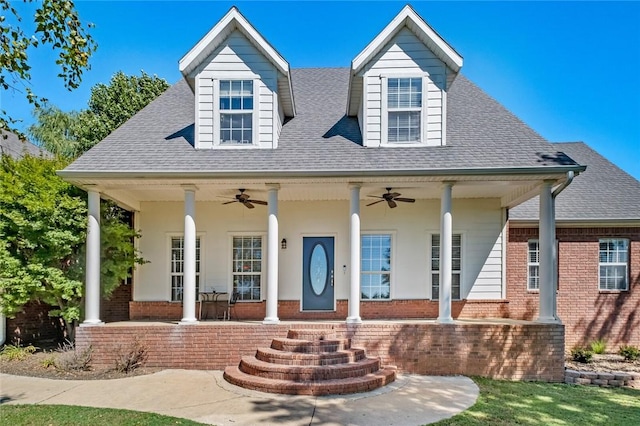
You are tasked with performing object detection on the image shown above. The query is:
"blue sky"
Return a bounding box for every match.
[4,1,639,179]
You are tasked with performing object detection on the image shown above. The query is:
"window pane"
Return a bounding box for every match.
[232,236,262,300]
[599,239,629,290]
[360,234,391,300]
[220,81,230,96]
[431,234,461,300]
[170,237,201,301]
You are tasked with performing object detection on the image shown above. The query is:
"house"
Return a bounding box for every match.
[508,142,640,348]
[56,6,601,380]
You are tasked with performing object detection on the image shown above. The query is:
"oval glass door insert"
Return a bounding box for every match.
[309,243,328,296]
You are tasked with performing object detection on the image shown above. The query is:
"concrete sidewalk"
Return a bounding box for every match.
[0,370,479,425]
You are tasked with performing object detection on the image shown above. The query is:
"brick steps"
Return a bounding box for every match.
[224,328,397,395]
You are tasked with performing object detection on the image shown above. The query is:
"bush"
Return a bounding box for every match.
[589,339,607,354]
[571,347,593,363]
[114,339,148,373]
[41,355,56,368]
[618,345,640,361]
[55,341,93,371]
[0,343,37,361]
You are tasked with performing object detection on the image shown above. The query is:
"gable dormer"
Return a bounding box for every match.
[347,5,462,148]
[179,7,295,150]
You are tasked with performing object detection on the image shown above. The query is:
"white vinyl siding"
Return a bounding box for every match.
[431,234,461,300]
[194,30,282,149]
[170,237,201,301]
[360,28,446,147]
[599,239,629,291]
[528,239,540,290]
[361,234,392,300]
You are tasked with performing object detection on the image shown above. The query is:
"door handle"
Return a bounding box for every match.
[330,269,334,287]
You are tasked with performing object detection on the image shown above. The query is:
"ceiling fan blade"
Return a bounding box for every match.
[394,197,416,203]
[243,202,255,209]
[222,200,237,205]
[366,199,385,206]
[389,192,401,198]
[387,199,398,208]
[251,199,268,205]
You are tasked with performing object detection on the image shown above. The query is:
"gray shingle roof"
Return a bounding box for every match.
[1,131,48,159]
[510,142,640,221]
[64,68,579,174]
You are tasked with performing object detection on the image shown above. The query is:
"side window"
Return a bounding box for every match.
[361,234,392,300]
[232,236,263,300]
[431,234,461,300]
[528,239,540,290]
[170,236,201,301]
[599,239,629,291]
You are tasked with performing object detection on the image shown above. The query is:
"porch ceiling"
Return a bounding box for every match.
[67,174,569,212]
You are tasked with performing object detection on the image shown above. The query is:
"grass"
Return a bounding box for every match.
[0,405,206,426]
[434,377,640,425]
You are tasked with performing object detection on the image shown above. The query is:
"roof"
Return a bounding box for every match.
[0,131,48,159]
[62,68,580,176]
[179,6,295,117]
[510,142,640,222]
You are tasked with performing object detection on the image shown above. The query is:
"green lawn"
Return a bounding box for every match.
[434,377,640,425]
[0,405,206,426]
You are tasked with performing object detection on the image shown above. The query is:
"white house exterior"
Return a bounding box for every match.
[60,6,585,328]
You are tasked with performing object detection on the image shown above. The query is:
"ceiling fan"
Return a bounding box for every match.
[222,189,268,209]
[367,187,415,208]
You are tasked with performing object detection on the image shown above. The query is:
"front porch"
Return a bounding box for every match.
[76,318,565,381]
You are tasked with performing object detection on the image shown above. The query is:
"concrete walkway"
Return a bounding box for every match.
[0,370,479,425]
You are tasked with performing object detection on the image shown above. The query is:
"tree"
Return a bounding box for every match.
[1,0,96,134]
[0,154,144,339]
[29,71,170,158]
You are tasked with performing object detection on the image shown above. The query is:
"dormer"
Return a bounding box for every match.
[347,5,463,148]
[179,7,295,150]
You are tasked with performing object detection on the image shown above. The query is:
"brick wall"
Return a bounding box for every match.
[507,226,640,348]
[76,321,564,381]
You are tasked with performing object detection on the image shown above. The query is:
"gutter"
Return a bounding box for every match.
[57,165,586,181]
[552,171,574,199]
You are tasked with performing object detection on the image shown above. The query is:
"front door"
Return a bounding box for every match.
[302,237,335,311]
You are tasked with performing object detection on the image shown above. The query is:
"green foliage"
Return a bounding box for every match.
[41,354,56,368]
[618,345,640,361]
[0,343,37,361]
[571,347,594,363]
[590,339,607,355]
[0,154,144,333]
[0,0,96,133]
[29,71,169,159]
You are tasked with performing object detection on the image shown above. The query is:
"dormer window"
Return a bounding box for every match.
[387,77,422,143]
[220,80,255,144]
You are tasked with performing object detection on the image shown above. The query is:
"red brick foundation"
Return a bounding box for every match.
[76,321,564,381]
[508,227,640,348]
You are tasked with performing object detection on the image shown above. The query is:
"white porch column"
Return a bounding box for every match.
[438,182,454,324]
[347,183,362,324]
[83,189,103,325]
[180,187,198,324]
[538,181,559,323]
[264,184,280,324]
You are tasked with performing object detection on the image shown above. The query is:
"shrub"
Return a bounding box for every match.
[55,340,92,371]
[41,355,56,368]
[571,347,593,363]
[114,339,148,373]
[0,343,37,361]
[590,339,607,355]
[618,345,640,361]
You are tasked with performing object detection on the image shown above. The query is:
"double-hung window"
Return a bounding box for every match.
[527,239,540,290]
[219,80,253,144]
[170,236,201,301]
[361,234,392,300]
[431,234,461,300]
[599,239,629,290]
[387,77,422,143]
[232,236,263,300]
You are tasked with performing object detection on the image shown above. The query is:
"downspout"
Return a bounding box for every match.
[0,313,5,346]
[549,171,575,320]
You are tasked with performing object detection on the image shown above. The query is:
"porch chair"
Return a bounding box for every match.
[224,291,239,321]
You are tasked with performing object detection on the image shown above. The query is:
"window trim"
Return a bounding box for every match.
[213,78,259,148]
[360,231,396,301]
[167,233,204,302]
[429,232,463,301]
[381,73,428,147]
[598,238,629,292]
[228,232,266,302]
[527,239,540,291]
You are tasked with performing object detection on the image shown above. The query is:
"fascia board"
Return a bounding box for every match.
[351,5,463,75]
